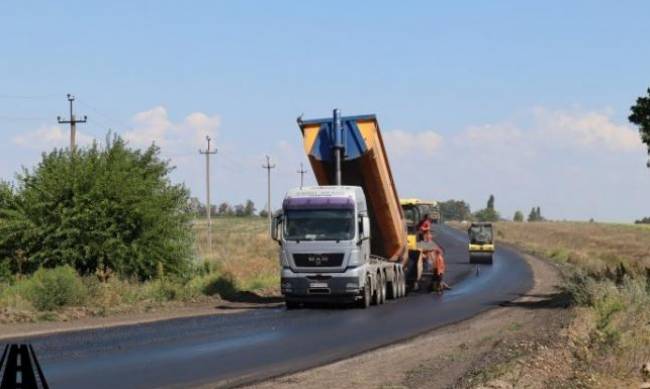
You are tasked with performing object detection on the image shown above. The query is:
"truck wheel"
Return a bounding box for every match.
[379,273,386,304]
[388,273,398,300]
[371,275,380,306]
[358,277,371,309]
[398,271,406,297]
[285,300,300,310]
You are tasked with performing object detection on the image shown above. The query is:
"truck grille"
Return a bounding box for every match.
[293,253,344,267]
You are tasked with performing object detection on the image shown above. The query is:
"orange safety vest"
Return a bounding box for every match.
[434,251,445,276]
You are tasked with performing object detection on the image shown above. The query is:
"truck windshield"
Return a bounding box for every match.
[284,209,355,241]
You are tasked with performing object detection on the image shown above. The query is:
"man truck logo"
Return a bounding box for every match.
[0,344,49,389]
[307,255,328,265]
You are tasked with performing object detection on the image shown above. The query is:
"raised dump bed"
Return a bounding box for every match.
[298,113,407,262]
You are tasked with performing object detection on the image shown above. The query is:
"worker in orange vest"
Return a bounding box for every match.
[417,214,433,242]
[433,247,451,293]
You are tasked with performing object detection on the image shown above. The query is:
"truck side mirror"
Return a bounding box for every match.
[271,214,283,242]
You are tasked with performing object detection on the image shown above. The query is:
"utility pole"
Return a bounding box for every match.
[262,155,276,234]
[199,136,217,254]
[297,162,307,188]
[57,94,87,152]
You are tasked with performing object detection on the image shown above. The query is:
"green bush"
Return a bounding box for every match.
[21,266,86,311]
[0,135,193,280]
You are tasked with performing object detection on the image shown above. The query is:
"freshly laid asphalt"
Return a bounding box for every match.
[5,225,533,388]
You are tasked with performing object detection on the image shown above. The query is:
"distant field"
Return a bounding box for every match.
[193,217,279,293]
[491,221,650,275]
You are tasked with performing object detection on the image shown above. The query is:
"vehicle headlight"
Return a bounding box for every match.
[347,250,364,267]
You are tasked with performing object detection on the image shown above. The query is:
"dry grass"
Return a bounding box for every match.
[0,217,280,324]
[494,221,650,275]
[193,217,279,293]
[451,220,650,387]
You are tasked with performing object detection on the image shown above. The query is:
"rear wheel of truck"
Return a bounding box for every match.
[387,273,397,300]
[379,273,386,304]
[357,277,372,309]
[398,271,406,297]
[371,274,381,306]
[285,300,300,310]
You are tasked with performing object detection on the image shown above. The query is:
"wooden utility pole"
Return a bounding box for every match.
[297,162,307,188]
[262,155,276,233]
[199,136,217,254]
[57,94,87,152]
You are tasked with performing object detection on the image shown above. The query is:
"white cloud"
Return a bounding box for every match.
[383,129,443,156]
[124,106,221,151]
[12,125,93,149]
[532,107,642,152]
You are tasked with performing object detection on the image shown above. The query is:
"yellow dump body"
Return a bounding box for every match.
[298,114,407,262]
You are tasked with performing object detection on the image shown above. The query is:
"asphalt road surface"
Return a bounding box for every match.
[6,225,533,388]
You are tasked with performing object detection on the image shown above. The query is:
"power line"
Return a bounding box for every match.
[262,155,276,233]
[57,94,87,152]
[0,94,58,100]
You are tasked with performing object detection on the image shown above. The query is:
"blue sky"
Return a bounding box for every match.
[1,1,649,221]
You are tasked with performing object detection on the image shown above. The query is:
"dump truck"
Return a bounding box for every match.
[271,109,411,308]
[468,222,495,264]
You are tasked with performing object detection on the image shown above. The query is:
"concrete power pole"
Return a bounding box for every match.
[297,162,307,188]
[199,136,217,254]
[57,94,87,152]
[262,155,276,234]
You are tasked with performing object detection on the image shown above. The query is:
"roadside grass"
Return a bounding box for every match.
[0,217,279,323]
[453,221,650,386]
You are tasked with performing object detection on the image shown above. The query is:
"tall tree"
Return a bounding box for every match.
[629,88,650,165]
[244,199,256,216]
[487,194,495,210]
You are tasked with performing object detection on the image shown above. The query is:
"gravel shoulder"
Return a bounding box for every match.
[248,253,570,389]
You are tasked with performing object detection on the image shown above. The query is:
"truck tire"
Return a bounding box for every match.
[285,300,300,310]
[357,277,371,309]
[387,273,398,300]
[379,272,387,304]
[398,271,406,297]
[371,274,381,306]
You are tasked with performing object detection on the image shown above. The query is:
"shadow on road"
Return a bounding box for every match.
[215,291,284,310]
[497,291,571,309]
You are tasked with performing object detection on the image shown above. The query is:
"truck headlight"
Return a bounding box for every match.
[347,250,364,267]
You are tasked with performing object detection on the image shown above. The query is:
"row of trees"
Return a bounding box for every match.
[440,195,546,223]
[188,198,268,218]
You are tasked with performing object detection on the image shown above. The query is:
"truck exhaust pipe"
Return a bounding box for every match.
[333,108,343,186]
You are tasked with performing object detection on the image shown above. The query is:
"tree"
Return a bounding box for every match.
[243,199,256,217]
[0,135,193,279]
[217,202,233,216]
[474,208,500,222]
[487,194,495,210]
[527,206,544,222]
[234,204,246,217]
[473,195,500,222]
[439,200,472,221]
[259,209,269,218]
[629,88,650,164]
[513,211,524,222]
